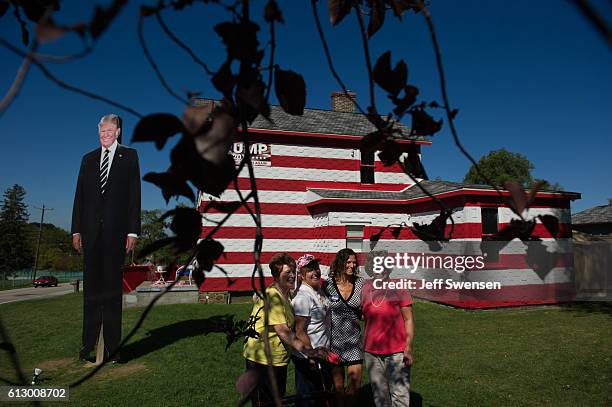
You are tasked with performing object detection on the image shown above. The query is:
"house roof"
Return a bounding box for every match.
[308,180,578,201]
[250,105,428,142]
[309,180,493,201]
[572,203,612,225]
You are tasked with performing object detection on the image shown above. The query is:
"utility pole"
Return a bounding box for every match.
[31,204,53,281]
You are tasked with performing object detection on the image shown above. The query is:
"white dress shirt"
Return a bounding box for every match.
[100,139,119,174]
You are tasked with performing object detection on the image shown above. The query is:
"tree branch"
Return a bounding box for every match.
[310,0,368,116]
[155,11,214,76]
[137,14,189,105]
[0,37,143,118]
[354,3,377,112]
[0,40,38,118]
[418,2,513,214]
[571,0,612,46]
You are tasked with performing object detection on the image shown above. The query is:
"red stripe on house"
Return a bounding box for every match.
[269,155,405,173]
[204,202,310,215]
[201,226,347,239]
[227,178,410,192]
[201,222,571,240]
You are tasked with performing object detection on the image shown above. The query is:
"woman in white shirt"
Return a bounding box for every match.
[291,254,332,406]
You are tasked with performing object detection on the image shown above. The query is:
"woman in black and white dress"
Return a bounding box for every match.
[323,248,364,405]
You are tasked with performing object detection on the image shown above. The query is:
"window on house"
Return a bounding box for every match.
[346,225,364,252]
[360,151,375,184]
[481,207,499,262]
[481,207,499,235]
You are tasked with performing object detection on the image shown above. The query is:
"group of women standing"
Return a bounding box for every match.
[242,249,415,407]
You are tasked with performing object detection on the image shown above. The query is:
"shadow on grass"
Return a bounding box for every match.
[354,383,423,407]
[121,315,235,362]
[561,301,612,317]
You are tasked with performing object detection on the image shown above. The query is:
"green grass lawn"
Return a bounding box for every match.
[0,280,33,291]
[0,294,610,406]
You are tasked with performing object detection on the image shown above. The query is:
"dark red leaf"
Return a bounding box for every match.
[401,143,427,179]
[89,0,128,39]
[328,0,352,26]
[494,219,536,241]
[373,51,407,97]
[193,109,237,165]
[360,131,384,154]
[0,2,10,18]
[183,102,214,135]
[264,0,284,23]
[21,0,59,22]
[161,207,202,252]
[196,238,225,273]
[369,229,383,250]
[214,21,260,63]
[390,0,420,18]
[391,85,419,116]
[538,215,559,238]
[132,113,185,149]
[410,109,442,136]
[212,61,235,98]
[236,78,269,123]
[391,225,402,239]
[274,67,306,116]
[527,180,545,208]
[35,18,65,43]
[504,180,527,215]
[410,209,452,242]
[368,0,386,37]
[377,141,401,166]
[143,171,195,204]
[171,136,237,198]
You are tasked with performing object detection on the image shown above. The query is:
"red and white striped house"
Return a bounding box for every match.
[195,94,581,309]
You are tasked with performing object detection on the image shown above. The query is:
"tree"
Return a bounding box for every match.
[25,222,80,271]
[463,148,562,191]
[133,209,172,266]
[0,184,33,277]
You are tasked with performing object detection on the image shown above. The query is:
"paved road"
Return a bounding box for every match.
[0,283,74,305]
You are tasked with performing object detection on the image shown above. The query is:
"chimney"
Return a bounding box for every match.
[331,91,356,113]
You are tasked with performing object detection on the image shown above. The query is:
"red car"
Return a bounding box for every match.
[33,276,59,287]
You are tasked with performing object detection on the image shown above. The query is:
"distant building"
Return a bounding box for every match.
[572,200,612,236]
[195,93,581,308]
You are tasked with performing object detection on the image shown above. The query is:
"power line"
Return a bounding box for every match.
[31,204,53,281]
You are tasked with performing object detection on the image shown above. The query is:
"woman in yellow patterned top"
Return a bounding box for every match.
[243,253,324,405]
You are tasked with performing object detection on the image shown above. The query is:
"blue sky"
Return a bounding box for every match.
[0,1,610,229]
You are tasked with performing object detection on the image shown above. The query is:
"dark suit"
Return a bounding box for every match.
[71,144,141,359]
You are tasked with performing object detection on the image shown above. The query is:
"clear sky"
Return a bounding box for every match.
[1,0,610,229]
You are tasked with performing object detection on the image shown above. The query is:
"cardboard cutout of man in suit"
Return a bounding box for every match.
[71,114,141,363]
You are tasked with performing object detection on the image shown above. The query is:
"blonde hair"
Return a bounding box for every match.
[98,114,120,129]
